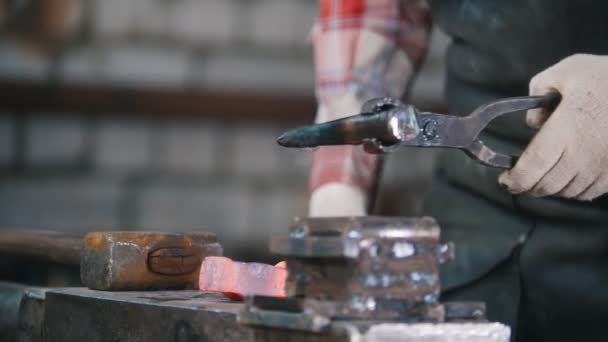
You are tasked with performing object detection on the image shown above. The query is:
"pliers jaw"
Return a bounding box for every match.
[277,93,560,169]
[276,98,420,151]
[358,97,420,154]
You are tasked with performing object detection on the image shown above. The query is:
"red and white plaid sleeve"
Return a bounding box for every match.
[309,0,432,216]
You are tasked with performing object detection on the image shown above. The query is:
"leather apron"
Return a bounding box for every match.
[426,1,608,340]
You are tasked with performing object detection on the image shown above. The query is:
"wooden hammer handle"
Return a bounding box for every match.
[0,230,83,265]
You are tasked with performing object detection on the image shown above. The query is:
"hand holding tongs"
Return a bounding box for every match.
[277,94,560,168]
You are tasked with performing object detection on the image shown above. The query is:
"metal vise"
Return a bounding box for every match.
[239,216,509,342]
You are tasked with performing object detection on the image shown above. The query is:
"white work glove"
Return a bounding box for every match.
[309,183,367,216]
[309,93,373,217]
[499,54,608,201]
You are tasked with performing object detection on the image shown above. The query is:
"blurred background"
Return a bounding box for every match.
[0,0,447,270]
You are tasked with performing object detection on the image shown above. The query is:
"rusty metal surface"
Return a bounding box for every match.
[43,288,251,342]
[0,218,507,341]
[0,230,223,290]
[239,216,508,340]
[16,287,47,342]
[278,93,560,168]
[0,282,25,342]
[238,296,332,333]
[241,298,501,341]
[0,282,47,342]
[240,295,485,330]
[81,231,223,291]
[38,288,503,342]
[269,216,452,320]
[0,285,504,342]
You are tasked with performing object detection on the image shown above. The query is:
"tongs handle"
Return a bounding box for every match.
[463,92,561,168]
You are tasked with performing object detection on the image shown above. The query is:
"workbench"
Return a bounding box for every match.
[4,284,509,342]
[1,217,512,342]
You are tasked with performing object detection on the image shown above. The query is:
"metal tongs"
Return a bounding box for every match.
[277,94,560,168]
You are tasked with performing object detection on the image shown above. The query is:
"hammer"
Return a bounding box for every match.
[0,230,222,290]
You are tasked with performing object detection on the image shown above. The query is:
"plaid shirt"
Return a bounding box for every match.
[309,0,432,200]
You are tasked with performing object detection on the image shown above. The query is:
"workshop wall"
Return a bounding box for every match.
[0,0,447,262]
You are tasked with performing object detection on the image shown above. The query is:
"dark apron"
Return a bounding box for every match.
[426,1,608,341]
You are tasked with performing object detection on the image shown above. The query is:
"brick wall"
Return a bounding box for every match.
[0,115,312,261]
[0,0,447,261]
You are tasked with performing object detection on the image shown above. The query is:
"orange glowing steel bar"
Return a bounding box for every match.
[199,256,287,300]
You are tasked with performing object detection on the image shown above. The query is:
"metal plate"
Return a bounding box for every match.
[43,288,251,342]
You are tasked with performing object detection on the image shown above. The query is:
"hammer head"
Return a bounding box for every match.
[81,231,223,291]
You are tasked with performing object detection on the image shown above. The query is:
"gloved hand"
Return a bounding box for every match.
[499,54,608,200]
[309,93,377,217]
[309,182,367,216]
